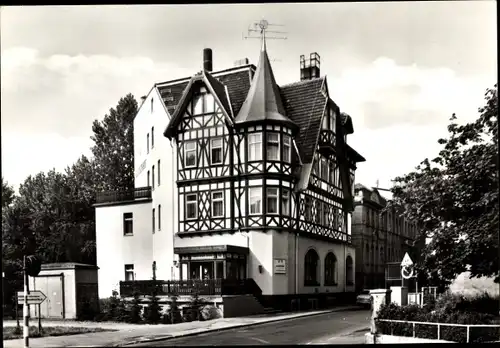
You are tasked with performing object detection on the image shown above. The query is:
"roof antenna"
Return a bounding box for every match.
[243,19,288,44]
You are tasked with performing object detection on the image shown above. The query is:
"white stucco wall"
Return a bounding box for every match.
[95,201,153,298]
[133,87,178,282]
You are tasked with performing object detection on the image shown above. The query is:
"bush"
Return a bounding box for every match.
[165,294,182,324]
[376,300,499,343]
[183,289,206,322]
[200,305,222,321]
[96,291,130,322]
[143,291,162,324]
[128,292,143,324]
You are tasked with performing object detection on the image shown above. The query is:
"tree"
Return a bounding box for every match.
[387,84,498,288]
[90,93,137,192]
[2,177,15,208]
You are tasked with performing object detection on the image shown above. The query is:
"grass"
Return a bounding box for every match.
[3,325,115,340]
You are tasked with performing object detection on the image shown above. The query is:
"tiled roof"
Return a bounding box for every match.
[157,67,253,118]
[280,77,327,163]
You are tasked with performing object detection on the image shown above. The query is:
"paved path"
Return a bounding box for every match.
[3,306,362,347]
[128,308,370,346]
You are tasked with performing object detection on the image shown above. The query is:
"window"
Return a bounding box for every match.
[123,213,133,236]
[152,165,155,190]
[305,196,312,221]
[316,201,322,224]
[151,127,154,149]
[157,160,161,186]
[329,108,335,133]
[211,138,223,165]
[185,194,198,220]
[283,135,291,163]
[205,93,215,113]
[320,158,328,181]
[147,170,150,187]
[346,256,354,285]
[248,133,262,161]
[304,249,319,286]
[282,189,290,216]
[192,94,203,115]
[323,202,329,226]
[125,264,135,281]
[249,187,262,215]
[266,187,278,214]
[184,141,197,168]
[324,253,337,286]
[152,208,155,233]
[192,92,215,115]
[158,204,161,231]
[147,133,150,154]
[329,162,335,184]
[151,98,154,113]
[267,132,279,161]
[212,191,224,217]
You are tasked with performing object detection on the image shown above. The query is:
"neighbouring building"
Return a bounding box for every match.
[94,41,365,309]
[351,184,422,292]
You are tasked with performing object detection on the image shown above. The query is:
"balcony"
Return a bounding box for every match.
[119,279,259,297]
[317,130,336,156]
[95,187,152,205]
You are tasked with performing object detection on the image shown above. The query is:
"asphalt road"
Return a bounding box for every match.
[130,308,370,346]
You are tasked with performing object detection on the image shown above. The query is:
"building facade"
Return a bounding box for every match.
[351,184,420,292]
[95,44,365,303]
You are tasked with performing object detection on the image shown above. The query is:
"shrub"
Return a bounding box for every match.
[183,288,206,322]
[165,294,182,324]
[200,305,222,321]
[376,300,499,343]
[128,292,143,324]
[96,291,129,322]
[144,291,162,324]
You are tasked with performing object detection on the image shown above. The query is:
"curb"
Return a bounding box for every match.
[113,305,361,347]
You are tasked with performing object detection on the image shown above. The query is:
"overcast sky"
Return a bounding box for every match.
[1,2,497,192]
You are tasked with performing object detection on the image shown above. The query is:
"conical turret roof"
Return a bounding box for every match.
[235,42,296,127]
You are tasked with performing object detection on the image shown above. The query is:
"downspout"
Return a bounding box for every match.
[171,139,176,280]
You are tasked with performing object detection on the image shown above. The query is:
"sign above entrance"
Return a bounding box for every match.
[274,259,287,275]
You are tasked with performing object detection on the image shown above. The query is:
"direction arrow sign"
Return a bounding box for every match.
[17,290,47,305]
[400,252,414,267]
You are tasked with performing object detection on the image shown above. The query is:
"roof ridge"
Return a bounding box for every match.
[280,76,325,89]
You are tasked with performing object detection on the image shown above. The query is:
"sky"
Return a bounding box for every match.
[1,2,497,193]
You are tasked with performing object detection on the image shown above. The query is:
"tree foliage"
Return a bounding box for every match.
[90,93,137,192]
[387,84,499,287]
[2,177,15,208]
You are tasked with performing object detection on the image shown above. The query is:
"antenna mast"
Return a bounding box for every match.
[243,19,288,42]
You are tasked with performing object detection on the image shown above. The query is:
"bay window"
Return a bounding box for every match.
[283,135,291,163]
[266,133,279,161]
[266,187,278,214]
[248,133,262,161]
[282,189,290,215]
[249,187,262,215]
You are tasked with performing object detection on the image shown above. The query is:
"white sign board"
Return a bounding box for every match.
[274,259,287,275]
[400,252,413,267]
[17,290,47,305]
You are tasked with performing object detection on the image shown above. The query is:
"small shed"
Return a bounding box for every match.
[28,263,99,319]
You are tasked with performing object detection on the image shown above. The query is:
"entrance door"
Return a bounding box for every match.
[190,262,214,280]
[38,276,63,319]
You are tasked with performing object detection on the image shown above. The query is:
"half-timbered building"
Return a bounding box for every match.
[95,42,365,309]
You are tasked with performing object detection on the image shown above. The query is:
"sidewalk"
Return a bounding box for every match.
[3,305,360,347]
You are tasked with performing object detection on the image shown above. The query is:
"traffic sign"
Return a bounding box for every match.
[400,252,413,267]
[17,290,47,305]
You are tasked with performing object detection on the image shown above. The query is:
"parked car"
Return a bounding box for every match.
[356,290,372,308]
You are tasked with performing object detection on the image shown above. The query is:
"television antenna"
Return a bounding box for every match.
[242,19,288,41]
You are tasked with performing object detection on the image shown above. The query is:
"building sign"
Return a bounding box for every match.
[136,159,147,178]
[274,259,287,275]
[190,254,215,260]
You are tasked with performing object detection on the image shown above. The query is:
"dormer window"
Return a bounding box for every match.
[184,141,197,168]
[248,133,262,161]
[267,132,279,161]
[192,90,215,115]
[283,135,291,163]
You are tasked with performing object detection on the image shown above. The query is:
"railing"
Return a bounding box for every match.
[95,187,151,204]
[318,130,335,152]
[119,278,255,297]
[376,318,500,343]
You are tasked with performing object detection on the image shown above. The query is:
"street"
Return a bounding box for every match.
[129,308,370,346]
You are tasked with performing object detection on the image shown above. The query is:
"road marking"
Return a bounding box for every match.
[250,337,270,344]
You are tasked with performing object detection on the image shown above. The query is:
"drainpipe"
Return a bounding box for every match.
[171,140,176,280]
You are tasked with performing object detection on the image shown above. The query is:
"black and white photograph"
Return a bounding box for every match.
[1,2,498,346]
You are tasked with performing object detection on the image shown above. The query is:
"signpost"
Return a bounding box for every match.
[17,291,46,305]
[22,255,42,348]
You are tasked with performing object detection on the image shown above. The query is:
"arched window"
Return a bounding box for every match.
[304,249,319,286]
[324,252,337,286]
[346,255,354,285]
